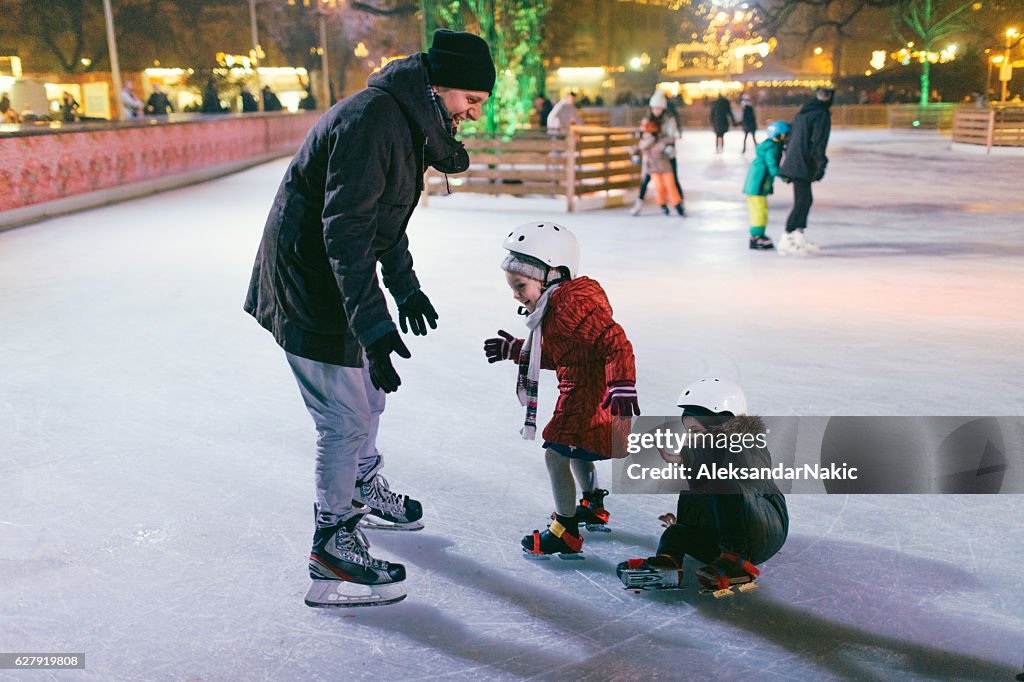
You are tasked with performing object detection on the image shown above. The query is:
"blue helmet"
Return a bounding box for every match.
[766,120,790,139]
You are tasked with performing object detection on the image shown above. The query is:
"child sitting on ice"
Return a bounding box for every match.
[483,221,640,557]
[617,378,788,592]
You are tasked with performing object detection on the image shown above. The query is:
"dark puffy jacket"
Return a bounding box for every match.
[779,99,832,182]
[503,277,637,458]
[710,97,735,135]
[244,54,464,366]
[675,415,789,563]
[741,103,757,133]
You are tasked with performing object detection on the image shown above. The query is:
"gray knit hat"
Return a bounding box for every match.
[501,252,554,284]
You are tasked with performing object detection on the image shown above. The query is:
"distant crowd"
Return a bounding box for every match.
[0,80,312,125]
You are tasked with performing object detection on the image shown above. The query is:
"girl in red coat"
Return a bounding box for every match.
[484,222,640,557]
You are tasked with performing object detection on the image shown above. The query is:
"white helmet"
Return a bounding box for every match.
[502,221,580,279]
[676,378,748,416]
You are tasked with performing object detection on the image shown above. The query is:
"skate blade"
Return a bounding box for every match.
[521,549,585,561]
[620,570,682,591]
[584,523,611,533]
[358,514,424,532]
[304,579,407,608]
[698,580,757,599]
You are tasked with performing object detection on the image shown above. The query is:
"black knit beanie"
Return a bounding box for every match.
[427,29,496,93]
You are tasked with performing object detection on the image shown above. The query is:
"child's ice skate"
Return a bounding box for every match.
[616,555,683,591]
[305,514,407,608]
[353,472,424,531]
[749,235,775,250]
[522,517,584,560]
[696,551,760,598]
[576,488,611,532]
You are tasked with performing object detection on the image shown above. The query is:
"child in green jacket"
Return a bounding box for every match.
[743,120,789,250]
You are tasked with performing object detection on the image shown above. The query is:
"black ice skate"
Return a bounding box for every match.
[616,555,684,591]
[576,488,611,533]
[306,515,407,608]
[353,473,423,531]
[696,552,760,598]
[749,235,775,250]
[522,518,584,560]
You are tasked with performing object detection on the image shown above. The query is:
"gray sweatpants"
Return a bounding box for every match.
[286,351,385,527]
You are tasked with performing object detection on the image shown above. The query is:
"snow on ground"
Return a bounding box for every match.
[1,129,1022,681]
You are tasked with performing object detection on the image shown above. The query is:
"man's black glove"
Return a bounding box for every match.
[398,290,439,336]
[365,330,411,393]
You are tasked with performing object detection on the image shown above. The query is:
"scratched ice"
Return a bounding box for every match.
[0,130,1021,680]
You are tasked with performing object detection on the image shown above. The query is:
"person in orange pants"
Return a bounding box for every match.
[638,118,684,217]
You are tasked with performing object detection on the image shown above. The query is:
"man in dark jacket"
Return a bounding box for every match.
[244,30,495,607]
[240,85,259,113]
[145,84,173,116]
[262,85,283,112]
[710,94,736,153]
[778,87,833,255]
[740,93,757,152]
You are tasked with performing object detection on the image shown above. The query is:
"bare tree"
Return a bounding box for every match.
[12,0,166,73]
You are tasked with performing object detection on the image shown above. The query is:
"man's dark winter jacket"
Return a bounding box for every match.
[779,99,832,182]
[741,103,756,133]
[710,96,735,135]
[244,54,463,366]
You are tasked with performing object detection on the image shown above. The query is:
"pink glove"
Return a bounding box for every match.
[601,381,640,417]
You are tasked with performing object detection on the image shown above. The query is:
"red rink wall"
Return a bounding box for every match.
[0,112,320,214]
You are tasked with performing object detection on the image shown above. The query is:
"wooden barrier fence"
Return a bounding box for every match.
[571,103,956,131]
[425,126,641,212]
[886,104,957,131]
[952,106,1024,152]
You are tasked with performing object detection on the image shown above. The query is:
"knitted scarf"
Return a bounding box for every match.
[516,284,560,439]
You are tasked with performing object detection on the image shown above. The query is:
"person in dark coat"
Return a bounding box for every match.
[244,29,495,607]
[298,88,317,110]
[533,94,553,127]
[710,94,736,153]
[617,379,788,593]
[240,85,259,113]
[778,87,833,255]
[261,85,283,112]
[485,222,639,558]
[740,93,757,152]
[201,79,224,114]
[145,84,173,116]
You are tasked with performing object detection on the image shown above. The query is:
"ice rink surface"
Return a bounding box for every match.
[1,129,1023,681]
